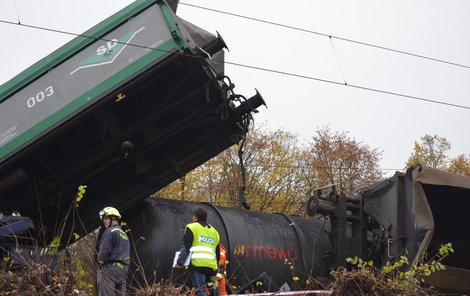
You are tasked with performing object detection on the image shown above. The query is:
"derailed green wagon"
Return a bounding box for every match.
[0,0,265,243]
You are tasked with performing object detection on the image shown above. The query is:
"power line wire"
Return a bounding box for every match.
[199,161,469,173]
[177,1,470,70]
[0,19,164,53]
[225,61,470,110]
[195,162,404,172]
[1,19,470,111]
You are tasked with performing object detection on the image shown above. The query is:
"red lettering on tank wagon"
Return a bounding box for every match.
[266,247,276,259]
[233,244,298,261]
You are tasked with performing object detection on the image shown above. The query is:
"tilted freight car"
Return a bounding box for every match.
[0,0,265,246]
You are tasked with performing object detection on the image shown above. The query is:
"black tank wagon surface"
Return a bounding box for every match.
[125,166,470,294]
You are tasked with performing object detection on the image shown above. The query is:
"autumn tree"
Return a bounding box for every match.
[157,127,308,214]
[157,126,384,213]
[238,129,307,213]
[155,157,234,203]
[406,134,451,170]
[447,154,470,176]
[306,126,384,196]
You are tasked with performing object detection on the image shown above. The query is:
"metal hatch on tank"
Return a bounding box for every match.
[0,0,266,245]
[124,198,333,293]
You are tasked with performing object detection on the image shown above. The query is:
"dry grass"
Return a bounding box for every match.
[330,267,442,296]
[1,265,445,296]
[0,263,81,295]
[133,279,191,296]
[0,264,192,296]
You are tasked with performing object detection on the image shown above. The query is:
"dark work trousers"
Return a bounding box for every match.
[97,263,129,296]
[190,269,220,296]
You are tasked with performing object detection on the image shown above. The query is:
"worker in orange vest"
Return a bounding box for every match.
[216,243,228,296]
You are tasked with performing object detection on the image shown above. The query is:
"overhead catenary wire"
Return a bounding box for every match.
[0,20,456,174]
[2,5,467,202]
[176,1,470,70]
[194,162,405,172]
[224,61,470,110]
[198,162,469,174]
[0,19,164,53]
[6,0,470,72]
[1,19,470,111]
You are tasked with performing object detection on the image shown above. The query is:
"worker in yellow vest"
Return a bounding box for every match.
[175,207,221,296]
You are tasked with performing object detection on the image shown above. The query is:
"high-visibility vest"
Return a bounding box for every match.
[186,222,220,271]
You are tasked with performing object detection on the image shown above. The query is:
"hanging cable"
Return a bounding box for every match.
[329,36,347,85]
[13,0,21,24]
[237,137,251,210]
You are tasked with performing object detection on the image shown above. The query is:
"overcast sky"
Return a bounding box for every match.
[1,0,469,176]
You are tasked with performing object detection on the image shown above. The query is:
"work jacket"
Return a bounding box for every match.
[186,221,220,271]
[98,225,130,266]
